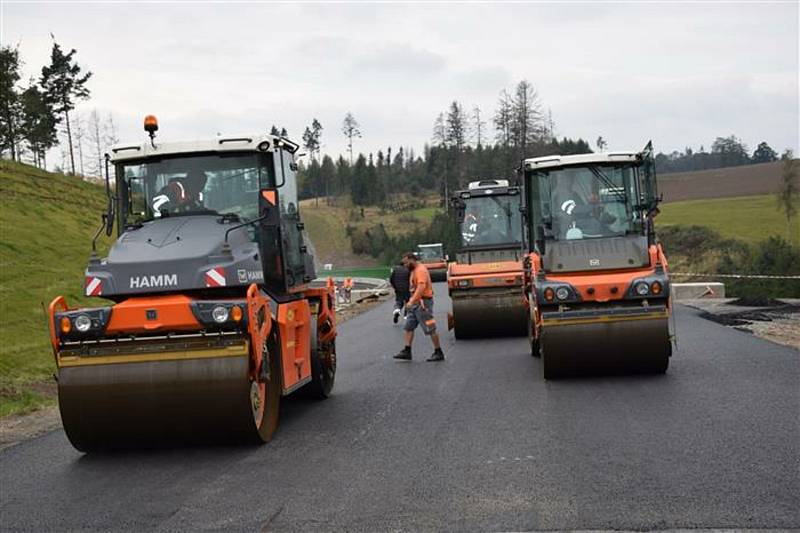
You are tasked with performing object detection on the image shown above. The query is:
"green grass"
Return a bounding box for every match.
[659,194,794,246]
[0,160,110,416]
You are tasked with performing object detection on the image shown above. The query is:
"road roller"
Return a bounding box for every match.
[447,180,526,339]
[47,117,337,451]
[416,243,448,282]
[522,142,672,378]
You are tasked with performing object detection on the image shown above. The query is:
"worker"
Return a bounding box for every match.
[389,261,411,324]
[343,277,353,304]
[394,252,444,362]
[152,169,207,216]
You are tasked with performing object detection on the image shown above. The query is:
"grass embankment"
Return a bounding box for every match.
[659,194,795,246]
[0,160,109,416]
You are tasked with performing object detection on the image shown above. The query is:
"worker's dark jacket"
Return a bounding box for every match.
[389,265,411,298]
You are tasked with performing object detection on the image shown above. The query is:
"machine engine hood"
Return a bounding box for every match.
[543,235,650,273]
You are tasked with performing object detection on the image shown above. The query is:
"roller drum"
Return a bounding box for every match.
[58,355,259,451]
[451,287,527,338]
[540,309,670,378]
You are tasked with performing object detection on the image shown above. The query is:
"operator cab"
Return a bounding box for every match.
[452,179,524,264]
[523,142,660,273]
[97,118,314,300]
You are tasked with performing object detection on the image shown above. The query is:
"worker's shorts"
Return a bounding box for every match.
[404,299,436,335]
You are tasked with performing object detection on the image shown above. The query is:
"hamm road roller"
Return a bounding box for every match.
[447,180,526,339]
[522,142,672,378]
[416,243,448,282]
[48,117,337,451]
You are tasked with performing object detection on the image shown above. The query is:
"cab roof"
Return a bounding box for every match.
[108,134,298,163]
[523,151,641,171]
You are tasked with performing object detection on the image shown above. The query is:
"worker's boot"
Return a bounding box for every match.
[426,348,445,362]
[393,347,412,361]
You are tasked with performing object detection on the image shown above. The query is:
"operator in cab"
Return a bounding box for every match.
[151,169,208,216]
[551,170,616,239]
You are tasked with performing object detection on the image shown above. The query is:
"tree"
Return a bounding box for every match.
[596,136,607,152]
[40,40,92,175]
[472,106,485,147]
[711,135,749,167]
[73,112,86,176]
[444,100,467,150]
[777,150,799,244]
[431,112,446,147]
[493,89,512,148]
[341,112,361,165]
[269,125,280,136]
[752,141,778,163]
[320,154,336,204]
[302,119,323,163]
[0,45,24,161]
[350,154,370,205]
[86,110,104,177]
[510,80,543,158]
[20,83,58,168]
[104,113,119,148]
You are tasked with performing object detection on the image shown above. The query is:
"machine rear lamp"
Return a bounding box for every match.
[230,305,243,322]
[544,287,555,302]
[635,282,650,296]
[212,305,230,323]
[74,314,92,333]
[60,316,72,334]
[555,287,570,301]
[457,280,470,288]
[257,141,270,152]
[651,281,663,295]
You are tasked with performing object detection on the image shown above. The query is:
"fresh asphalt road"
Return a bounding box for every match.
[2,283,799,532]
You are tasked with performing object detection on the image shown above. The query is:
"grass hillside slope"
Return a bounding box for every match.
[659,194,794,245]
[300,195,441,268]
[0,160,109,416]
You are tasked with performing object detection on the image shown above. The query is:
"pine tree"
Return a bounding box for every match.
[1,45,24,161]
[341,112,361,164]
[510,80,543,159]
[40,40,92,175]
[20,83,58,168]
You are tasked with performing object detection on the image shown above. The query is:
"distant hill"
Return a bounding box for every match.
[659,161,783,203]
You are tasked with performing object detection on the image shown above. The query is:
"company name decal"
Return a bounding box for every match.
[130,274,178,289]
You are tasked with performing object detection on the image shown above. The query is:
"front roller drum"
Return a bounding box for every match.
[540,314,670,379]
[58,350,280,452]
[451,289,527,339]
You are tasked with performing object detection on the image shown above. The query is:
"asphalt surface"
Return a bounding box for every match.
[2,283,799,531]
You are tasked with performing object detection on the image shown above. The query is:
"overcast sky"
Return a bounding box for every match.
[3,2,798,162]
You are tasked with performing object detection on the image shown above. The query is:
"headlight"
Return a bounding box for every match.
[635,282,650,296]
[74,314,92,332]
[212,305,230,323]
[555,287,570,301]
[457,280,470,288]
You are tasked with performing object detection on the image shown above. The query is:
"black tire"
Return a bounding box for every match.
[307,317,336,399]
[527,311,540,358]
[252,332,281,443]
